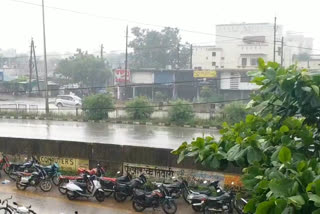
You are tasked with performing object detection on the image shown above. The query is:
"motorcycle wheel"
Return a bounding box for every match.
[182,188,189,203]
[8,171,18,181]
[67,191,77,200]
[40,180,53,192]
[132,201,145,212]
[58,180,68,195]
[114,192,127,202]
[16,180,27,191]
[52,175,60,186]
[0,207,12,214]
[161,200,177,214]
[192,205,202,212]
[95,191,106,202]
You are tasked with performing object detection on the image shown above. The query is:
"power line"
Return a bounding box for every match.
[5,0,320,52]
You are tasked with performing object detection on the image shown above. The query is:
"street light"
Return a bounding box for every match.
[42,0,49,114]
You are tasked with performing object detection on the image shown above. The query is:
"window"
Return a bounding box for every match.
[241,58,247,67]
[240,73,251,82]
[212,62,216,66]
[221,57,225,60]
[250,58,258,66]
[212,52,216,57]
[206,57,208,60]
[221,66,224,68]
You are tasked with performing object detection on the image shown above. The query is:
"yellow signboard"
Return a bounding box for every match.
[39,156,89,172]
[194,70,217,78]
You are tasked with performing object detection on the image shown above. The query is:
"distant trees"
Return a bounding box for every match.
[129,27,191,69]
[55,49,112,88]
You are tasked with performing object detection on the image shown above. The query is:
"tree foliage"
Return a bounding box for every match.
[55,49,111,87]
[200,86,224,102]
[82,94,114,120]
[129,27,191,69]
[126,96,154,120]
[169,99,194,124]
[173,59,320,213]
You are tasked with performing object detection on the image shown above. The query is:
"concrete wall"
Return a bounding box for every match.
[0,137,241,175]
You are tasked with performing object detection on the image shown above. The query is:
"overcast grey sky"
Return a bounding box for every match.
[0,0,319,55]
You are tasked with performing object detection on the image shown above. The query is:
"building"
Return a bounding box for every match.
[192,46,224,70]
[215,23,283,69]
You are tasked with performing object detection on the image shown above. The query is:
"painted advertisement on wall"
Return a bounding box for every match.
[193,70,217,78]
[114,69,130,84]
[123,162,239,187]
[39,156,89,171]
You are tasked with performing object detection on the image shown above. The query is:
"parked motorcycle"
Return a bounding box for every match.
[77,163,105,177]
[186,180,221,212]
[98,171,133,197]
[15,164,52,192]
[154,177,189,202]
[65,174,105,202]
[0,196,36,214]
[132,183,177,214]
[8,156,39,181]
[113,173,147,202]
[200,182,247,214]
[39,163,60,186]
[0,154,11,175]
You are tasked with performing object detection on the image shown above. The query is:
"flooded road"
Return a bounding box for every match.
[0,119,220,149]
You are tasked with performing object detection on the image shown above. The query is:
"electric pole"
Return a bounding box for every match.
[273,16,277,62]
[280,36,284,67]
[177,43,180,69]
[32,40,41,94]
[42,0,49,114]
[124,25,128,100]
[100,44,104,59]
[29,39,33,95]
[190,44,193,69]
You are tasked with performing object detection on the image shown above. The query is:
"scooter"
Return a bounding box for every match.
[113,173,147,202]
[16,164,53,192]
[65,174,105,202]
[132,183,177,214]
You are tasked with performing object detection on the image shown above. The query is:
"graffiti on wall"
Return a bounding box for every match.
[39,156,89,171]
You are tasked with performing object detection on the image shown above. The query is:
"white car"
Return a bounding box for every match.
[55,95,82,107]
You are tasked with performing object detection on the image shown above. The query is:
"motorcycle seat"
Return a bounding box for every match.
[102,177,116,183]
[207,192,230,201]
[199,190,211,195]
[134,189,153,197]
[163,183,180,188]
[73,181,88,189]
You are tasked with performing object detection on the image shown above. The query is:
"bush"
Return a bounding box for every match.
[126,96,154,120]
[154,91,168,102]
[169,99,194,125]
[200,86,223,102]
[216,101,248,125]
[82,94,114,120]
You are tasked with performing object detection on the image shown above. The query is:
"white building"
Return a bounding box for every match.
[215,23,283,69]
[192,46,224,69]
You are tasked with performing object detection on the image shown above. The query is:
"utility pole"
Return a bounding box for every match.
[273,16,277,62]
[29,39,33,95]
[32,40,41,94]
[124,25,128,100]
[190,44,193,69]
[280,36,284,67]
[100,44,104,60]
[177,43,180,69]
[42,0,49,114]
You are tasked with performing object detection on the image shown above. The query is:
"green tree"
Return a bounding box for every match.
[169,99,194,125]
[129,27,190,69]
[126,96,154,120]
[217,102,248,125]
[82,94,114,120]
[200,86,224,102]
[55,49,112,88]
[154,91,168,102]
[173,59,320,213]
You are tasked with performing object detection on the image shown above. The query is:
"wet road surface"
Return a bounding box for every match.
[0,119,220,149]
[0,175,194,214]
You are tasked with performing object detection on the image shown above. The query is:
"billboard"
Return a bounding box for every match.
[114,69,130,83]
[193,70,217,78]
